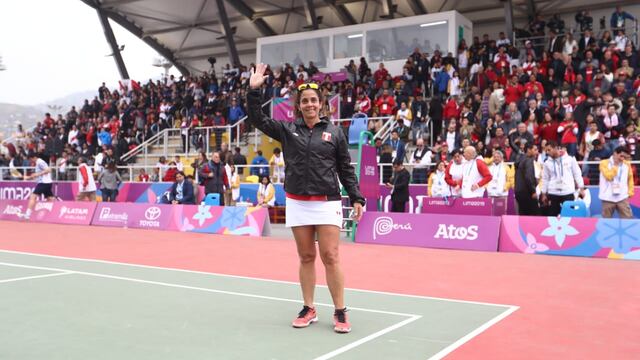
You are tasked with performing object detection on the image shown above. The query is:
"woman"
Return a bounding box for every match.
[98,162,122,202]
[246,64,365,333]
[428,161,451,197]
[269,147,285,183]
[256,175,275,207]
[229,165,240,205]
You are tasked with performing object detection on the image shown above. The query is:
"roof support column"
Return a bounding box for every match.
[96,7,129,79]
[502,0,514,43]
[215,0,240,67]
[303,0,320,30]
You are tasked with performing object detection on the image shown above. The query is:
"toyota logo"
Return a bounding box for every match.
[144,207,162,220]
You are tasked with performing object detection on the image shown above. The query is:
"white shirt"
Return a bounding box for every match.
[410,148,432,169]
[446,131,457,152]
[35,158,52,184]
[487,162,509,197]
[430,170,451,197]
[541,155,584,196]
[68,129,79,145]
[461,159,487,198]
[77,163,97,192]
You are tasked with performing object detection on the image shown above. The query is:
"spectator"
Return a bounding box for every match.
[137,168,150,182]
[515,143,540,215]
[98,162,121,202]
[385,129,405,163]
[250,150,269,178]
[610,5,636,31]
[269,147,285,183]
[256,175,275,207]
[427,161,451,197]
[200,151,229,205]
[229,164,240,205]
[541,142,585,216]
[598,146,634,218]
[232,147,247,176]
[163,161,178,182]
[168,171,195,205]
[409,138,431,184]
[385,160,410,212]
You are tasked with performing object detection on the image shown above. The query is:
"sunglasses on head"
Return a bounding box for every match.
[297,83,319,91]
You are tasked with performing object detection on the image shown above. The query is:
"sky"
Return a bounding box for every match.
[0,0,181,106]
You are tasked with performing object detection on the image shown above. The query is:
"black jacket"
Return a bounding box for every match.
[515,157,537,196]
[246,90,364,205]
[390,168,410,202]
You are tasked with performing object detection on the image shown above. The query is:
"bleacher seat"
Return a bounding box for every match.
[245,175,259,183]
[203,193,220,206]
[348,113,368,146]
[560,201,588,218]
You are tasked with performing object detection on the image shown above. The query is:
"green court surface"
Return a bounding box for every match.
[0,251,516,359]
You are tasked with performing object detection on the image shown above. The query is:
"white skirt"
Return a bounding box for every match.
[285,198,343,228]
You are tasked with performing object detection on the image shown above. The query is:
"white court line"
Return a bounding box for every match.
[0,261,421,360]
[0,271,71,284]
[428,305,520,360]
[0,261,418,318]
[0,255,520,360]
[314,315,422,360]
[0,249,517,308]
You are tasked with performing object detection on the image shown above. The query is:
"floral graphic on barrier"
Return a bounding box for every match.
[193,204,213,226]
[595,220,640,254]
[499,215,640,261]
[524,233,549,254]
[540,217,579,246]
[219,207,247,231]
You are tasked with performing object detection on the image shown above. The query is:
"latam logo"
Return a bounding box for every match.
[35,202,54,212]
[99,207,128,222]
[140,206,162,227]
[2,205,23,215]
[59,206,89,218]
[434,224,479,241]
[373,216,412,240]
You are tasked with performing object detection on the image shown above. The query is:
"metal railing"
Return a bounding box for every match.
[120,99,273,163]
[513,21,639,51]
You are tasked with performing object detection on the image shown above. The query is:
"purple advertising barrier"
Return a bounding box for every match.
[311,71,348,83]
[37,201,97,225]
[124,203,175,230]
[91,203,131,227]
[356,211,501,252]
[359,145,380,199]
[272,98,295,122]
[421,197,493,216]
[379,185,428,213]
[0,199,28,221]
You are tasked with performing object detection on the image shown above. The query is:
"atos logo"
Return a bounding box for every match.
[434,224,479,240]
[144,207,161,221]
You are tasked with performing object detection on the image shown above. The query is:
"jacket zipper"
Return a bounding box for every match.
[304,128,313,192]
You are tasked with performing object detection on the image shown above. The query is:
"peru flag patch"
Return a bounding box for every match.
[322,132,332,142]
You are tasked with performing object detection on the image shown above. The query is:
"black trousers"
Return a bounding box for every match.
[516,192,540,216]
[391,200,406,213]
[547,194,575,216]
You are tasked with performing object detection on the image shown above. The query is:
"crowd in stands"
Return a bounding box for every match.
[2,5,639,204]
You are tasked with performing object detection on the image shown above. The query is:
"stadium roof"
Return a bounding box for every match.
[82,0,636,76]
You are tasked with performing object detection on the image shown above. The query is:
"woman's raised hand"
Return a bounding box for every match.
[250,63,268,89]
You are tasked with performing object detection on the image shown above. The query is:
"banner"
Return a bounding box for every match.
[272,97,295,122]
[420,197,495,216]
[0,200,96,225]
[91,202,270,236]
[356,212,501,252]
[359,145,379,199]
[0,181,77,201]
[169,204,270,236]
[121,203,175,230]
[499,215,640,261]
[311,71,348,83]
[0,199,28,221]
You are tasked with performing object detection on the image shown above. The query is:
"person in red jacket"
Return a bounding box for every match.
[443,96,461,122]
[537,112,559,144]
[373,63,389,86]
[375,89,395,116]
[524,74,544,94]
[504,75,524,105]
[163,162,178,182]
[558,113,579,156]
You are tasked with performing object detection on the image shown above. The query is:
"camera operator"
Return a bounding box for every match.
[575,10,593,32]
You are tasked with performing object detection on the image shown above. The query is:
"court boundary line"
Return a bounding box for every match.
[0,249,517,308]
[0,254,520,360]
[427,305,519,360]
[0,260,422,360]
[0,271,71,284]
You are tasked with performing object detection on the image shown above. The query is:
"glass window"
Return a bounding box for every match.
[366,21,449,62]
[261,37,330,68]
[333,33,363,59]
